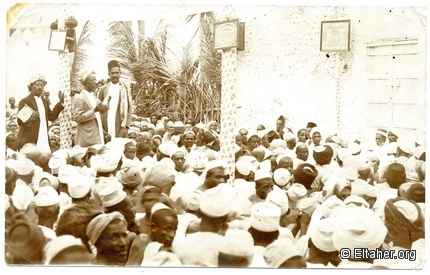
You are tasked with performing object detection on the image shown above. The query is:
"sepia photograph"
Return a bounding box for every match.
[2,0,427,272]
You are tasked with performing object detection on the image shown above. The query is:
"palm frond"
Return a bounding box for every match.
[70,20,95,93]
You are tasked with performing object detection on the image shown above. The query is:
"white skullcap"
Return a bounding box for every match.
[158,142,175,156]
[351,183,377,198]
[273,168,291,187]
[173,121,184,128]
[220,229,254,257]
[200,159,229,181]
[44,235,87,265]
[169,147,184,159]
[332,207,387,251]
[48,156,67,174]
[235,159,252,176]
[230,197,253,218]
[69,145,88,159]
[52,149,70,161]
[151,202,172,215]
[254,169,272,181]
[250,202,281,232]
[283,131,295,142]
[269,139,287,155]
[181,190,203,212]
[287,183,307,202]
[398,140,413,155]
[266,189,289,216]
[57,164,77,184]
[264,238,301,267]
[14,155,35,175]
[237,155,259,172]
[308,217,336,252]
[78,166,97,178]
[34,186,60,207]
[187,150,209,172]
[90,147,122,173]
[68,175,93,199]
[141,156,157,170]
[200,183,236,218]
[99,185,127,208]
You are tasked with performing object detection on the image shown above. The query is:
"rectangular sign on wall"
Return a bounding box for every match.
[320,19,350,52]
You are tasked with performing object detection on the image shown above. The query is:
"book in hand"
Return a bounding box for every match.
[17,104,35,123]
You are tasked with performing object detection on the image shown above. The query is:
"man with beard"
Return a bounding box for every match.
[15,75,64,152]
[86,212,134,266]
[72,70,108,147]
[98,60,133,138]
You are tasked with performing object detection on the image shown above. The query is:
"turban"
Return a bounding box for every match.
[6,222,46,261]
[321,176,350,201]
[263,238,301,267]
[181,190,203,212]
[388,128,400,138]
[332,207,387,251]
[269,139,287,155]
[116,166,144,188]
[308,217,337,252]
[200,159,229,181]
[86,212,127,245]
[313,145,333,165]
[343,194,370,208]
[44,235,87,265]
[376,128,388,138]
[14,155,35,176]
[220,229,254,258]
[293,163,318,189]
[250,202,281,232]
[78,69,95,85]
[34,186,60,207]
[320,195,345,218]
[200,183,236,218]
[28,74,47,88]
[385,198,424,231]
[287,183,307,202]
[406,183,425,203]
[144,158,177,194]
[68,175,93,199]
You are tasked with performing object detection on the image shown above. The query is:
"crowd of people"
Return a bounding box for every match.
[4,62,426,268]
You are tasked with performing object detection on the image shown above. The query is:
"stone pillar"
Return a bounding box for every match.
[218,6,238,184]
[57,14,73,150]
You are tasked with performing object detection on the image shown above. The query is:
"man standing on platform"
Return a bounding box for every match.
[15,75,64,152]
[98,60,133,138]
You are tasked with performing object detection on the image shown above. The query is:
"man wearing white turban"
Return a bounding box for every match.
[15,74,64,152]
[72,70,109,147]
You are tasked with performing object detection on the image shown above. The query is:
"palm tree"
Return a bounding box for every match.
[105,12,221,123]
[70,20,95,94]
